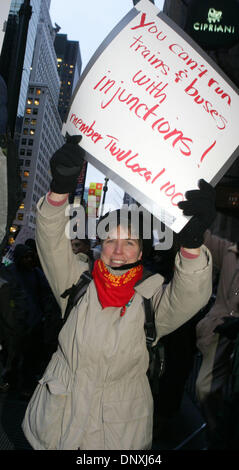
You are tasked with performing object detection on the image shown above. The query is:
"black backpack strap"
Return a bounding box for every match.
[143,296,166,389]
[144,297,156,346]
[61,270,92,325]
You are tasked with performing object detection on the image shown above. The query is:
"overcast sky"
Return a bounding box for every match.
[50,0,165,70]
[49,0,165,207]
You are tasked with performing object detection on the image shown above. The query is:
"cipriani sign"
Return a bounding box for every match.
[186,0,239,49]
[194,8,235,34]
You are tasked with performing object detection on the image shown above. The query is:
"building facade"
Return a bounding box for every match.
[11,0,64,239]
[54,33,82,122]
[54,33,85,202]
[9,0,42,118]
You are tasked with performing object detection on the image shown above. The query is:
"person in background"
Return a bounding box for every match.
[212,313,239,449]
[91,237,102,260]
[25,237,63,362]
[71,237,93,265]
[195,231,239,448]
[0,257,28,393]
[22,135,215,450]
[5,244,61,397]
[0,274,14,392]
[25,238,42,269]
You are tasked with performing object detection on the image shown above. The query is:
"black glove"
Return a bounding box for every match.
[214,316,239,340]
[50,134,85,194]
[177,179,216,248]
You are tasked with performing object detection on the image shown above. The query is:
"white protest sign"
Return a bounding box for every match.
[62,0,239,233]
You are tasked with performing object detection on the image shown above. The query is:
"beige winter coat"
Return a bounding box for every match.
[22,197,212,450]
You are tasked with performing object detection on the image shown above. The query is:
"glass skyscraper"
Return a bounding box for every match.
[9,0,41,117]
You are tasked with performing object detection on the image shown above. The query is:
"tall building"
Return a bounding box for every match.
[30,1,60,109]
[11,0,64,239]
[10,0,41,118]
[54,33,85,203]
[54,33,82,122]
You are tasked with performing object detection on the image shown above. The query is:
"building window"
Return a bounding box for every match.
[28,139,33,146]
[23,128,28,135]
[19,159,24,166]
[34,99,40,106]
[19,203,24,210]
[27,150,32,157]
[22,181,28,189]
[17,213,24,221]
[27,98,33,105]
[20,149,25,156]
[36,89,41,95]
[30,129,35,135]
[25,160,31,167]
[31,119,37,125]
[33,108,38,115]
[26,108,31,115]
[24,118,30,124]
[24,171,30,177]
[21,138,27,145]
[29,88,34,94]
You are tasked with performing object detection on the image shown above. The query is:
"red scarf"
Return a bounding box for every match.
[92,259,143,309]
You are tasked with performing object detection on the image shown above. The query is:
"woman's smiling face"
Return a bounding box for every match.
[100,225,142,268]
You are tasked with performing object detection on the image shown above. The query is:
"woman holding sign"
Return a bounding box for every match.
[22,135,215,450]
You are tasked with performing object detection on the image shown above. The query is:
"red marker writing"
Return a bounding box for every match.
[198,140,216,168]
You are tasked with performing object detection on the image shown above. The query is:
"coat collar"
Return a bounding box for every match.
[134,269,164,299]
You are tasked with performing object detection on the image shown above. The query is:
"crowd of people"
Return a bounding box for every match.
[0,134,239,451]
[0,239,62,398]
